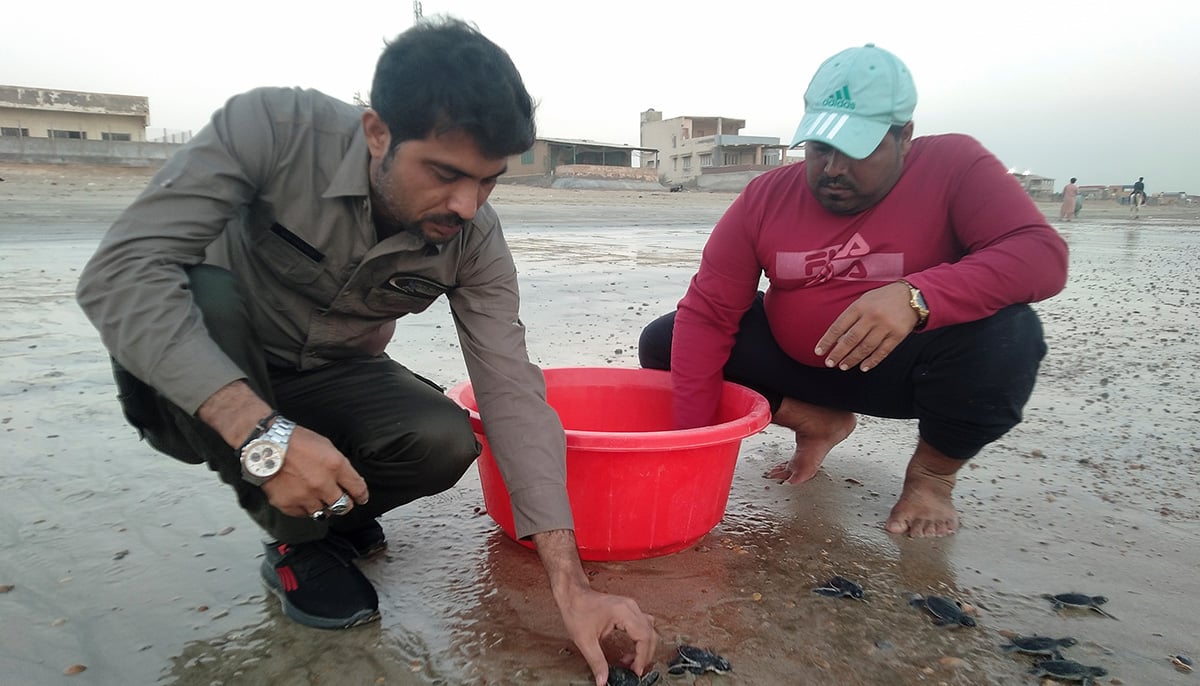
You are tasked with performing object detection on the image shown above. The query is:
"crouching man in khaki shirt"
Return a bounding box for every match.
[76,17,654,685]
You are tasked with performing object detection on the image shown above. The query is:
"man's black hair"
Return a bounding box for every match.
[370,17,536,158]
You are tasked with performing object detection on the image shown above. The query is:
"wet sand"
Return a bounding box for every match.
[1,163,1198,685]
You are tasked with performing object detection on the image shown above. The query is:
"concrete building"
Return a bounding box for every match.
[639,109,789,190]
[504,137,661,189]
[1009,172,1056,200]
[1,85,149,141]
[0,85,188,167]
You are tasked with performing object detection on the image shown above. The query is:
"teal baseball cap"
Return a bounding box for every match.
[791,43,917,160]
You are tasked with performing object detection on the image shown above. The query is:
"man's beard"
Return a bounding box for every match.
[372,154,465,244]
[817,174,857,193]
[403,213,464,245]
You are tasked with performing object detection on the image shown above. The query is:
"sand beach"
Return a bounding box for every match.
[1,163,1198,685]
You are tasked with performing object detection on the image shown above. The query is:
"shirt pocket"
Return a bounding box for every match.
[363,273,455,316]
[254,222,325,285]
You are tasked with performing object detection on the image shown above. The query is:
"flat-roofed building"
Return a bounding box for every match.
[639,108,788,189]
[0,85,149,141]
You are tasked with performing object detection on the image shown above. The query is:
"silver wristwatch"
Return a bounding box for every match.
[239,416,295,486]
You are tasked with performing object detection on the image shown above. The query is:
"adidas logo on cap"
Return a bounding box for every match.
[821,86,855,111]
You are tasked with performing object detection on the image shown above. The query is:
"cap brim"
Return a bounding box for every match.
[791,110,891,160]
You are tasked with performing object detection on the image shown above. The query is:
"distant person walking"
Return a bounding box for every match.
[1059,178,1078,222]
[1130,176,1147,218]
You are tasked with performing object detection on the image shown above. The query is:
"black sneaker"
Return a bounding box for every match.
[328,518,387,559]
[260,538,380,629]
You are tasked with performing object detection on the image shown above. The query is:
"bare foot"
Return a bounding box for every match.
[763,398,856,484]
[885,440,962,537]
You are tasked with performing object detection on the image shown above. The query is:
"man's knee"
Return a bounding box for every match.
[362,403,481,495]
[638,312,675,370]
[916,305,1048,455]
[977,305,1047,371]
[412,406,481,494]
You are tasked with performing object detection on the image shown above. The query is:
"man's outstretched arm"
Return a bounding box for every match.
[531,529,657,686]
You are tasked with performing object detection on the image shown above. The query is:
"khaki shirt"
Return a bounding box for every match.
[76,87,570,538]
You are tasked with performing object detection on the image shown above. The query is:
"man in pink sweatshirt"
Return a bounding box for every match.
[639,44,1068,537]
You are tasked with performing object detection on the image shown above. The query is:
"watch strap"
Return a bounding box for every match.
[238,410,281,453]
[898,279,929,329]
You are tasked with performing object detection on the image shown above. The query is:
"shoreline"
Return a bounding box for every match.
[3,161,1197,221]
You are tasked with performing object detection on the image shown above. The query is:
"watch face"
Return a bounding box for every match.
[243,440,284,479]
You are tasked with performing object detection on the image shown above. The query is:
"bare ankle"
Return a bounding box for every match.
[772,398,856,440]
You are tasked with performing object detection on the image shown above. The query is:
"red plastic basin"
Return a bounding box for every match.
[445,367,771,561]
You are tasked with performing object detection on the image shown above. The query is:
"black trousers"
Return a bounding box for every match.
[112,265,480,543]
[638,293,1047,460]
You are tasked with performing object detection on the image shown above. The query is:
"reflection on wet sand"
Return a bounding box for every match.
[444,432,1019,685]
[3,169,1198,685]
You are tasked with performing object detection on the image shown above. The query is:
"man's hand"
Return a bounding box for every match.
[533,529,657,685]
[813,281,920,372]
[197,380,369,516]
[260,427,370,518]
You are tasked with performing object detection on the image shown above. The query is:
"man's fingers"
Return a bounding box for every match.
[576,638,609,686]
[814,310,858,357]
[860,336,900,371]
[839,330,889,370]
[337,462,371,505]
[628,613,657,675]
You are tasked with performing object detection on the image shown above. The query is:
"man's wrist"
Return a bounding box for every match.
[532,529,591,599]
[898,279,929,330]
[238,410,281,451]
[196,380,274,448]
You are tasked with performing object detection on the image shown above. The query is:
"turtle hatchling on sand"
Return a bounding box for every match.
[607,665,660,686]
[1000,635,1077,659]
[1030,659,1108,685]
[1170,654,1194,672]
[666,645,732,676]
[908,594,976,627]
[812,575,865,600]
[1043,592,1117,619]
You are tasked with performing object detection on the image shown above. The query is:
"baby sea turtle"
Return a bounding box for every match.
[1170,654,1194,672]
[1043,592,1117,619]
[666,645,732,676]
[1000,635,1077,659]
[812,575,864,600]
[607,665,660,686]
[1029,659,1107,685]
[908,594,976,627]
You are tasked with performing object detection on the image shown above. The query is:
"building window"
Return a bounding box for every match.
[1,127,29,137]
[682,155,692,172]
[102,132,132,141]
[723,152,740,166]
[48,129,86,140]
[520,149,534,165]
[699,153,712,168]
[763,152,779,165]
[671,135,677,149]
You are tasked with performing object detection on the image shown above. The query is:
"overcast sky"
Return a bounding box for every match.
[5,0,1197,193]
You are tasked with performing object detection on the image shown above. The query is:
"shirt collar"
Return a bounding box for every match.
[323,126,370,199]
